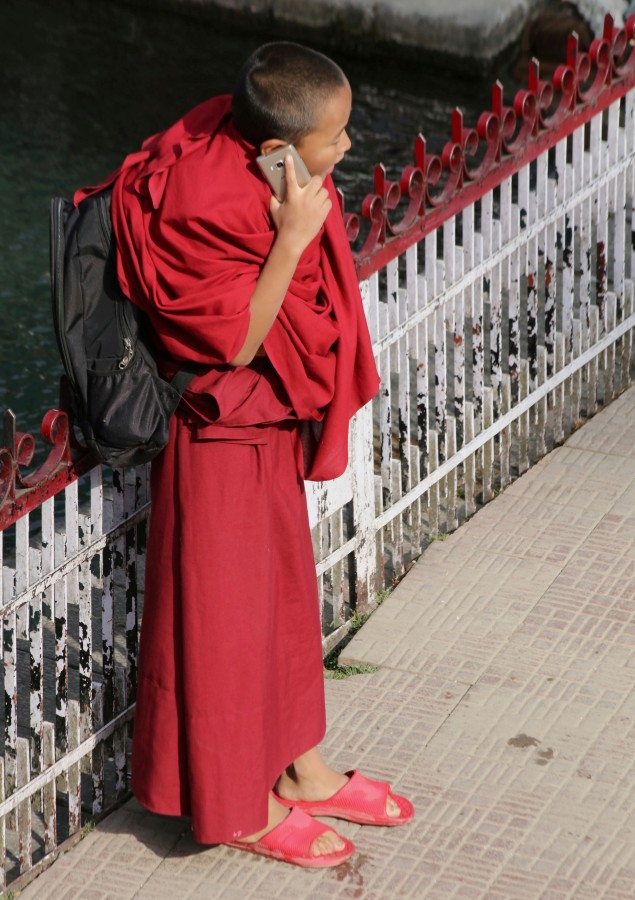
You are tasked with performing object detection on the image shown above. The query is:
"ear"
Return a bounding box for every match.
[259,138,288,156]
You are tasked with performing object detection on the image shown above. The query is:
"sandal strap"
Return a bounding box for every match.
[333,770,391,813]
[257,807,338,855]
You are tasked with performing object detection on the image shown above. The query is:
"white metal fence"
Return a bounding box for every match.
[0,451,149,887]
[311,52,635,652]
[1,14,635,890]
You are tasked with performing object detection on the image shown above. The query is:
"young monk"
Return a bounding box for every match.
[76,41,413,868]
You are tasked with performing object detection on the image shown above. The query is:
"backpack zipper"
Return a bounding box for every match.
[116,295,136,370]
[97,193,136,371]
[119,336,134,369]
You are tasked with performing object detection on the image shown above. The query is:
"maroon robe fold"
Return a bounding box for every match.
[77,96,379,842]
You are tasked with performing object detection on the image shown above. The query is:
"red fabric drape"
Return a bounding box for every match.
[76,95,379,843]
[76,94,379,479]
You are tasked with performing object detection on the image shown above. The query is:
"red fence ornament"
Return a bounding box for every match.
[347,13,635,279]
[0,409,89,530]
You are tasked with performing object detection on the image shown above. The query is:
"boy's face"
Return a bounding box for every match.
[295,83,352,180]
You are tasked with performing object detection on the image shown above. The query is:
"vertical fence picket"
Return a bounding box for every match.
[91,685,105,818]
[490,218,503,420]
[593,115,609,332]
[388,258,405,578]
[434,300,447,465]
[426,429,440,535]
[522,164,538,467]
[101,540,115,726]
[573,124,590,420]
[553,333,566,445]
[4,610,17,818]
[42,723,56,853]
[499,378,512,491]
[125,520,138,706]
[610,100,625,319]
[453,276,466,456]
[415,311,429,548]
[587,304,600,415]
[463,401,476,518]
[481,388,495,504]
[114,669,128,798]
[503,178,521,408]
[53,572,68,757]
[351,287,377,609]
[423,231,438,536]
[28,592,43,778]
[435,227,449,464]
[416,309,429,480]
[17,739,31,875]
[544,181,557,380]
[471,221,485,436]
[462,203,476,518]
[555,138,570,440]
[445,419,458,532]
[67,701,81,837]
[605,294,617,402]
[78,526,93,744]
[622,281,633,388]
[14,517,28,643]
[332,511,346,625]
[559,165,575,360]
[379,348,392,519]
[406,244,423,556]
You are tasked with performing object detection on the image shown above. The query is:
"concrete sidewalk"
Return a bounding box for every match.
[18,385,635,899]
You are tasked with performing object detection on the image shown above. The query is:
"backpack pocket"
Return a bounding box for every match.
[86,355,176,449]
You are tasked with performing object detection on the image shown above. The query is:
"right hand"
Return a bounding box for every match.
[269,154,332,256]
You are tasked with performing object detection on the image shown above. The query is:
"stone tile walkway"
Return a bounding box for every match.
[18,385,635,899]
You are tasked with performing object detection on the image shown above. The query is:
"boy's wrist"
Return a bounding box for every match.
[272,229,305,263]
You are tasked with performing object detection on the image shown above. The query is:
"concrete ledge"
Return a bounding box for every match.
[116,0,628,65]
[372,0,532,58]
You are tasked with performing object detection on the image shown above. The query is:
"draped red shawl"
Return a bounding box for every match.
[75,95,378,480]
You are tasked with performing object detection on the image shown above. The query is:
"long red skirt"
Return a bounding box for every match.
[131,368,326,844]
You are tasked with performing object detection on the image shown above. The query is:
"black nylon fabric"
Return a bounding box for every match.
[50,190,196,466]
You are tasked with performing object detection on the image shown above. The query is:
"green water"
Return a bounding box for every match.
[0,0,506,438]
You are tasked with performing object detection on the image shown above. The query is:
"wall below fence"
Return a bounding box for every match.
[1,12,634,891]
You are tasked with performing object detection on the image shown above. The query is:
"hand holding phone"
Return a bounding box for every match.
[256,144,312,201]
[261,148,331,255]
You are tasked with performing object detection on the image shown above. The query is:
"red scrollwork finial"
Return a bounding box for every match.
[0,408,83,530]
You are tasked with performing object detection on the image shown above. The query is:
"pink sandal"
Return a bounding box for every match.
[273,770,414,827]
[225,807,355,868]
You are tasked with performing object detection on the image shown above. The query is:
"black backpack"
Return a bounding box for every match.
[50,190,197,467]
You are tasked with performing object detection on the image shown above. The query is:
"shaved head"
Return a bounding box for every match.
[232,42,348,148]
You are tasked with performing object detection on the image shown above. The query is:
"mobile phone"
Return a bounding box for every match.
[256,144,311,201]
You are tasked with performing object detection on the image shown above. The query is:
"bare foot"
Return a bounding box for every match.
[276,747,402,818]
[237,794,347,857]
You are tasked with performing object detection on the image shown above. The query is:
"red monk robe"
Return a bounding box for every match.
[76,96,379,843]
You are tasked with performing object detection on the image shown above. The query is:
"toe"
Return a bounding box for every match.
[386,794,401,817]
[311,830,347,857]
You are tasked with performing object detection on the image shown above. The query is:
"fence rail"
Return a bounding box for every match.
[1,12,635,889]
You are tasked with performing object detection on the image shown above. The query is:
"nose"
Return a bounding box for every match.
[341,129,352,153]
